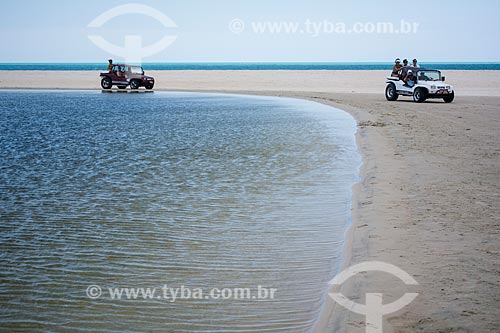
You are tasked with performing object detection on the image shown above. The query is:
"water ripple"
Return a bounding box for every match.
[0,91,360,332]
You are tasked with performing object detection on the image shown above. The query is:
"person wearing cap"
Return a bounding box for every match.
[412,58,420,68]
[404,69,415,87]
[107,59,113,73]
[392,58,402,77]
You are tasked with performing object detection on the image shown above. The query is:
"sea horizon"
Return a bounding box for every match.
[1,62,499,71]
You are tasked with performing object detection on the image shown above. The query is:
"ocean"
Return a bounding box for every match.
[0,62,499,71]
[0,91,360,332]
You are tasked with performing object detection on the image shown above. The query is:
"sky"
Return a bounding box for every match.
[0,0,499,63]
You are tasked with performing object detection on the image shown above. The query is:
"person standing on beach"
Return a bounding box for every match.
[107,59,113,73]
[412,58,420,68]
[402,59,409,67]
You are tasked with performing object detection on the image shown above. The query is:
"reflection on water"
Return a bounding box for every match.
[0,91,360,332]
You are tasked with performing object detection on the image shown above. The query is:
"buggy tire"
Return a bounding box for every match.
[443,91,454,103]
[129,79,140,90]
[385,83,398,101]
[413,88,427,103]
[101,77,112,89]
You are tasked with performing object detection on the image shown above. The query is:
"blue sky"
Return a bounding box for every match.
[1,0,499,62]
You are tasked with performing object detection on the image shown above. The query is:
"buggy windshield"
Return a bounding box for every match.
[129,66,144,75]
[417,71,441,82]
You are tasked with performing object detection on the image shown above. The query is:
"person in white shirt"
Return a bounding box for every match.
[412,58,420,68]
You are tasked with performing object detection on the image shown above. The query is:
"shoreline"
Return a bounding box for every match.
[1,71,499,332]
[1,70,500,96]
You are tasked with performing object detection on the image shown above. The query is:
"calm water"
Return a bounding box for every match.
[0,91,360,332]
[1,62,499,71]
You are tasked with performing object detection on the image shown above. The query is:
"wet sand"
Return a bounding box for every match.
[1,70,499,332]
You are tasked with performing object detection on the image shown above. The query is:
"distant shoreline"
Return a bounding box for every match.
[1,62,500,71]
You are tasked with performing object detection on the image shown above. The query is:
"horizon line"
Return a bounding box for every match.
[0,61,499,64]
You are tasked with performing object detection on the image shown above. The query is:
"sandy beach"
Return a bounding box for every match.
[1,70,499,97]
[1,70,499,332]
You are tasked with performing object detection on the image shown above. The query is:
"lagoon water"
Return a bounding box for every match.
[0,91,360,332]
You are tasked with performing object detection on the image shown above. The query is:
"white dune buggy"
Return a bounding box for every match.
[385,68,454,103]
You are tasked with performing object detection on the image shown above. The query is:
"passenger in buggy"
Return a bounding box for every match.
[392,58,403,77]
[390,58,420,81]
[403,69,415,87]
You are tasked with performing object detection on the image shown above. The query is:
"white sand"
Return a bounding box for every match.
[1,70,499,332]
[1,70,499,96]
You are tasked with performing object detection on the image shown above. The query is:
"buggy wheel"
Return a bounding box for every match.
[385,83,398,101]
[129,79,140,89]
[443,91,454,103]
[101,77,112,89]
[413,88,427,103]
